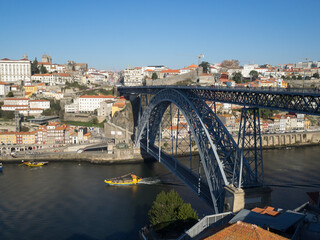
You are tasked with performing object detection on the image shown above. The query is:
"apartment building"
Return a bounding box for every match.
[0,56,31,82]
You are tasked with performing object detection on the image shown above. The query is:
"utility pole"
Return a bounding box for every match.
[198,54,204,65]
[302,58,309,92]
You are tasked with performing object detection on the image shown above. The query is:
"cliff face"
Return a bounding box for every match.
[110,101,135,132]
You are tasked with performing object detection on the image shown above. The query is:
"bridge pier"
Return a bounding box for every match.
[223,185,272,213]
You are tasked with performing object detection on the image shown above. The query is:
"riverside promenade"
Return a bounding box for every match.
[0,151,144,164]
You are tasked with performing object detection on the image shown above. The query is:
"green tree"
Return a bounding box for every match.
[148,190,198,235]
[91,117,98,124]
[6,91,14,97]
[292,75,296,80]
[152,72,158,80]
[297,75,302,80]
[232,72,243,83]
[249,70,259,80]
[31,58,40,75]
[21,126,30,132]
[199,61,210,73]
[0,110,15,119]
[40,64,48,74]
[313,72,319,78]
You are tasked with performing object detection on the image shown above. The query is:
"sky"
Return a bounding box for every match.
[0,0,319,70]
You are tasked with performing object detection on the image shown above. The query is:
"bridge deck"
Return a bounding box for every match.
[119,86,320,116]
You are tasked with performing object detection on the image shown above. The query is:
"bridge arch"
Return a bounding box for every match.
[136,89,255,212]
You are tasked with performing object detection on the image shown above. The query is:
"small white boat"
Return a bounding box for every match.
[0,162,3,171]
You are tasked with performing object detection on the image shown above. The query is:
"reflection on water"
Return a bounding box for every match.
[0,145,319,239]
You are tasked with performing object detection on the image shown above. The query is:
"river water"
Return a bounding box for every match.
[0,146,319,240]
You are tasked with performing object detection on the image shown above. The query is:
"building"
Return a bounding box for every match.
[111,101,126,117]
[0,56,31,82]
[0,132,17,145]
[78,94,116,112]
[29,100,50,109]
[1,98,50,115]
[41,54,52,63]
[98,100,116,117]
[38,122,70,145]
[31,73,71,85]
[0,81,11,97]
[123,67,144,86]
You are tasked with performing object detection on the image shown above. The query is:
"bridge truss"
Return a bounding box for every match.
[119,86,320,213]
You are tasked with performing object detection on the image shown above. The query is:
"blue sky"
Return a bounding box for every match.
[0,0,319,70]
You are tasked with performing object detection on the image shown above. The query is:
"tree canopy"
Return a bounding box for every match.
[232,72,243,83]
[152,72,158,80]
[199,61,210,73]
[6,91,14,97]
[31,58,40,75]
[40,64,48,74]
[221,59,240,69]
[249,70,259,79]
[148,190,198,235]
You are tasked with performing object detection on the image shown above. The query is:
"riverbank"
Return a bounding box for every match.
[0,152,144,164]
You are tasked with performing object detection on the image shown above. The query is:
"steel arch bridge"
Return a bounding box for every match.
[119,86,320,213]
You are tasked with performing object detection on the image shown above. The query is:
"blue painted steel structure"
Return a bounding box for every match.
[118,86,320,213]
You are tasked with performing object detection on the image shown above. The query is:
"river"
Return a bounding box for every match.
[0,146,319,240]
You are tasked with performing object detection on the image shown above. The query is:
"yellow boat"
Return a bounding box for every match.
[104,173,142,186]
[20,161,48,167]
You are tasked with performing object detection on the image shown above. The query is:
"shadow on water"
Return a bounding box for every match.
[105,204,150,240]
[65,234,99,240]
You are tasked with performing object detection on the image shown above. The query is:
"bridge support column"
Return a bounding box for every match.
[238,107,263,185]
[224,185,272,213]
[224,185,245,212]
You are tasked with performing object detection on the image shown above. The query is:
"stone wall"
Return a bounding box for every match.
[147,71,197,86]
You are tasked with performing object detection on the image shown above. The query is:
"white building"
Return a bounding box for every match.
[1,98,50,112]
[123,67,144,86]
[29,100,50,109]
[78,94,116,112]
[4,97,29,106]
[87,73,106,84]
[65,99,79,113]
[98,100,116,117]
[0,56,31,82]
[242,64,259,78]
[0,81,11,97]
[31,73,71,85]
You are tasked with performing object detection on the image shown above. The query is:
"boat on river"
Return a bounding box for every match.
[0,162,3,171]
[20,161,48,167]
[104,173,142,186]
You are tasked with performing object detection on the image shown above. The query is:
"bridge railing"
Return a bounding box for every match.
[176,212,233,240]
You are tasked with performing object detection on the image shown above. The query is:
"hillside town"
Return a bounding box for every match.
[0,54,320,155]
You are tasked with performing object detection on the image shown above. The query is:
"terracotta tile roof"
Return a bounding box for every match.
[5,98,29,100]
[80,94,115,99]
[113,102,125,108]
[32,73,51,76]
[161,69,180,73]
[38,62,51,65]
[53,73,70,77]
[2,105,28,107]
[29,100,49,102]
[204,221,288,240]
[188,64,198,68]
[0,81,10,85]
[251,206,281,217]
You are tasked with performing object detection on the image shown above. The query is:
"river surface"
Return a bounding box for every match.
[0,146,320,240]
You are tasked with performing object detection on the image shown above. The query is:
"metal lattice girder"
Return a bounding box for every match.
[135,89,256,213]
[119,86,320,116]
[237,108,264,186]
